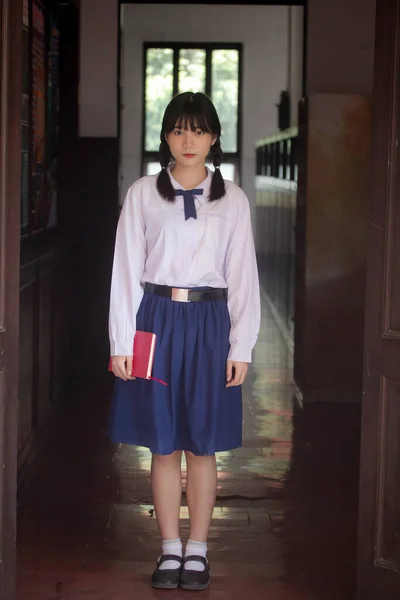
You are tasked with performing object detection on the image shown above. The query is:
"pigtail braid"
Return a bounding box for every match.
[156,139,175,202]
[209,139,226,201]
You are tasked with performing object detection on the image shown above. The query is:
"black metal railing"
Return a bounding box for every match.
[255,127,298,344]
[256,127,298,181]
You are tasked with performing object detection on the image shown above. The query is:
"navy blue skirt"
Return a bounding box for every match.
[108,290,242,455]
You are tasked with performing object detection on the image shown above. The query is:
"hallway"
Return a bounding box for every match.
[16,290,361,600]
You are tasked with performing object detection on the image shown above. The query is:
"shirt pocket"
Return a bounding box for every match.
[201,212,232,256]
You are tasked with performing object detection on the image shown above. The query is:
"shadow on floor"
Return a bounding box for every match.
[17,295,361,600]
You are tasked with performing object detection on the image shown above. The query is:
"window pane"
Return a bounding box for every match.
[146,161,161,176]
[179,49,206,94]
[211,49,239,153]
[206,162,237,184]
[145,48,174,151]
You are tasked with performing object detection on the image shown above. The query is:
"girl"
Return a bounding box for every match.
[108,92,260,591]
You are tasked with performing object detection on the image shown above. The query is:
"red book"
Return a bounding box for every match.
[131,330,157,379]
[108,331,157,380]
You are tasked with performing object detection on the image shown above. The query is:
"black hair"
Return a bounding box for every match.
[157,92,226,202]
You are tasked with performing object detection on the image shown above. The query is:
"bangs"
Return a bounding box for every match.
[172,111,213,134]
[161,92,220,137]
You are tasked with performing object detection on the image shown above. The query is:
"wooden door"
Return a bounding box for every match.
[0,0,22,598]
[358,0,400,598]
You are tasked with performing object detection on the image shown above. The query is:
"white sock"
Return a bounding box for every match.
[184,539,207,571]
[158,538,182,571]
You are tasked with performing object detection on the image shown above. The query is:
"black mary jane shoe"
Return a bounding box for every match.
[179,555,210,591]
[151,554,183,590]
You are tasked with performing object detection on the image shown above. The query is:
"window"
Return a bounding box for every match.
[143,43,242,183]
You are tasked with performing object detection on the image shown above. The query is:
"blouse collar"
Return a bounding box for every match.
[166,164,212,203]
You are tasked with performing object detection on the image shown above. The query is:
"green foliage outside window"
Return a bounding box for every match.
[145,46,240,154]
[145,48,173,152]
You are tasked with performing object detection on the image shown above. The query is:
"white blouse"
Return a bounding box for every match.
[109,167,260,362]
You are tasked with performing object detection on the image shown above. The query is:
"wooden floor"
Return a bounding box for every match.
[17,292,361,599]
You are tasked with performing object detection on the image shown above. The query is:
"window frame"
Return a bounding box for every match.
[141,41,243,180]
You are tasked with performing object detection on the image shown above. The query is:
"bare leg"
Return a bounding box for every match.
[184,452,217,542]
[151,451,183,540]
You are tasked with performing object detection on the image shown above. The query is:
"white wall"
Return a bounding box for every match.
[289,6,304,126]
[120,4,292,205]
[79,0,118,137]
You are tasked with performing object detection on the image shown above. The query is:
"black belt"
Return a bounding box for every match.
[144,283,228,303]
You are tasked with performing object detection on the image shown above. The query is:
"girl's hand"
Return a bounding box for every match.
[112,355,136,381]
[226,360,248,387]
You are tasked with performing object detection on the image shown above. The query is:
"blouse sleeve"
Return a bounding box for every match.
[224,189,260,363]
[108,181,146,356]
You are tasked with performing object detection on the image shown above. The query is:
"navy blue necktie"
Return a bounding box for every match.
[175,189,203,220]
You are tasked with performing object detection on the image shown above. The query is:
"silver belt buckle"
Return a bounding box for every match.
[171,288,190,302]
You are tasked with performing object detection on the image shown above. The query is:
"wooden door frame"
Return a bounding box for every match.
[0,0,22,598]
[358,0,400,597]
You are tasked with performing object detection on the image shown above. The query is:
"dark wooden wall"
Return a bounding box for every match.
[70,137,119,378]
[18,244,73,471]
[17,1,119,484]
[294,94,371,403]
